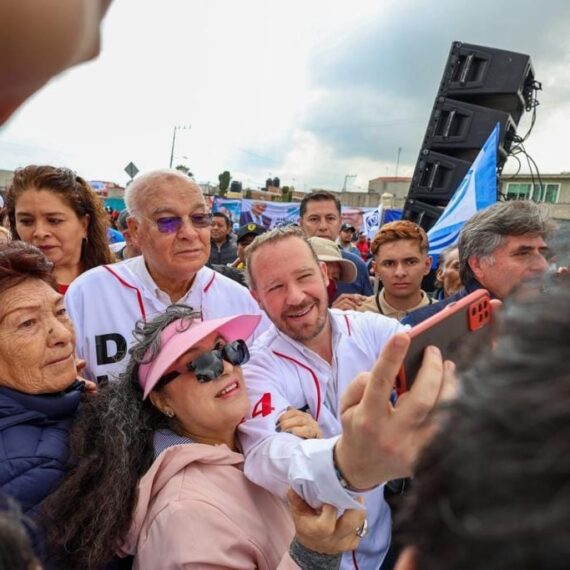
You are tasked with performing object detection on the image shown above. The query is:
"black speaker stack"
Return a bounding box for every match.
[403,41,538,230]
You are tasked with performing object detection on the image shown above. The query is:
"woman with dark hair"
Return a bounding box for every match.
[5,165,115,293]
[0,241,85,560]
[44,306,365,570]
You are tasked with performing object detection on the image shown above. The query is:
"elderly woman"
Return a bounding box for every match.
[44,306,364,569]
[5,165,115,294]
[434,245,461,300]
[0,241,84,558]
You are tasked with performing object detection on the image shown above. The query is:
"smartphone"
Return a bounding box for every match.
[396,289,493,394]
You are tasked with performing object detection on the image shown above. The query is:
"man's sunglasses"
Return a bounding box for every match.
[154,213,213,234]
[159,340,250,386]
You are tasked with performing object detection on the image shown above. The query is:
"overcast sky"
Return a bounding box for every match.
[1,0,569,191]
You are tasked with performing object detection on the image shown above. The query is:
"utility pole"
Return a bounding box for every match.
[342,174,356,191]
[169,125,191,168]
[395,147,402,178]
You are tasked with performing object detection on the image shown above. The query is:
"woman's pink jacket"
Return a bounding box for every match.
[118,442,299,569]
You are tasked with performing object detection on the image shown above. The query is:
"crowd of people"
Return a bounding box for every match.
[0,163,565,570]
[1,2,569,569]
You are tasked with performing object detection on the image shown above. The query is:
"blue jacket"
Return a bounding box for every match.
[336,250,374,298]
[0,382,83,554]
[401,279,485,327]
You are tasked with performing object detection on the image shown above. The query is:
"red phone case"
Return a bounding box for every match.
[396,289,492,394]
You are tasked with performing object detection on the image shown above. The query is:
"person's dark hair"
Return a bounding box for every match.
[0,498,40,570]
[397,275,570,570]
[299,190,342,218]
[0,241,56,294]
[207,262,248,287]
[212,211,231,229]
[42,305,201,570]
[458,200,556,285]
[5,165,115,272]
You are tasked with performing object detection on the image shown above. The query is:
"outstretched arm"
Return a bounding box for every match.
[334,333,457,490]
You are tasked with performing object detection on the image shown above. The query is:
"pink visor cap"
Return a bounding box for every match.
[138,314,261,399]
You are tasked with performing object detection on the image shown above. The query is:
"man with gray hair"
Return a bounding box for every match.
[403,200,555,326]
[65,169,268,384]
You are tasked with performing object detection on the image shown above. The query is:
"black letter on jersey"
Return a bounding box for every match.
[95,333,127,365]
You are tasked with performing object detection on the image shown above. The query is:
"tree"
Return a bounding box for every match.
[175,164,193,177]
[281,186,293,203]
[218,171,231,196]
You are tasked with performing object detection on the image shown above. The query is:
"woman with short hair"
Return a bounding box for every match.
[0,241,86,559]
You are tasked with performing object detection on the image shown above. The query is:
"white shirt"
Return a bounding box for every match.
[65,256,270,383]
[239,309,406,570]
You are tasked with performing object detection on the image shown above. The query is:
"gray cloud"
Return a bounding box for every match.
[302,0,570,167]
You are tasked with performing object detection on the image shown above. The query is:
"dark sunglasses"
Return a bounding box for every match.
[154,213,213,234]
[158,339,250,386]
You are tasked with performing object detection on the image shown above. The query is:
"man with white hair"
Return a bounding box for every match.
[65,169,268,384]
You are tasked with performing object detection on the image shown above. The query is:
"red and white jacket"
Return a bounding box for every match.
[239,309,406,570]
[65,256,269,383]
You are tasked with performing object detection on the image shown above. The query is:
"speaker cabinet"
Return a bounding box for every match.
[404,41,535,230]
[428,98,516,162]
[445,43,535,124]
[407,151,471,206]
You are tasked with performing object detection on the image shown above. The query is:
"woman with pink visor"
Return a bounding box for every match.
[43,305,365,569]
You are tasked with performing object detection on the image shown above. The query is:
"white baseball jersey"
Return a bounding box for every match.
[239,309,406,570]
[65,256,269,383]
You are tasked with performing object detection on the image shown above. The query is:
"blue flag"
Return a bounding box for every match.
[427,123,499,267]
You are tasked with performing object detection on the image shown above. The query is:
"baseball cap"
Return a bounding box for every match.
[307,237,357,283]
[340,223,356,232]
[138,314,261,399]
[237,223,266,243]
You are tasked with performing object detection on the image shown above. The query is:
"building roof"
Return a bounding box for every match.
[501,172,570,181]
[369,176,412,183]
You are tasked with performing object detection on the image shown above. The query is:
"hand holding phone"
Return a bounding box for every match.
[396,290,495,394]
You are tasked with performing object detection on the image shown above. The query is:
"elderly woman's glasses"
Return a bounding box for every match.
[159,340,249,385]
[154,213,213,234]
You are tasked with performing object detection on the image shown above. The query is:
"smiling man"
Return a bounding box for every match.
[403,200,556,326]
[358,221,433,320]
[237,226,452,570]
[65,169,268,384]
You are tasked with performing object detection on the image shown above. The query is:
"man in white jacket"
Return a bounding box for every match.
[239,226,454,570]
[66,169,268,383]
